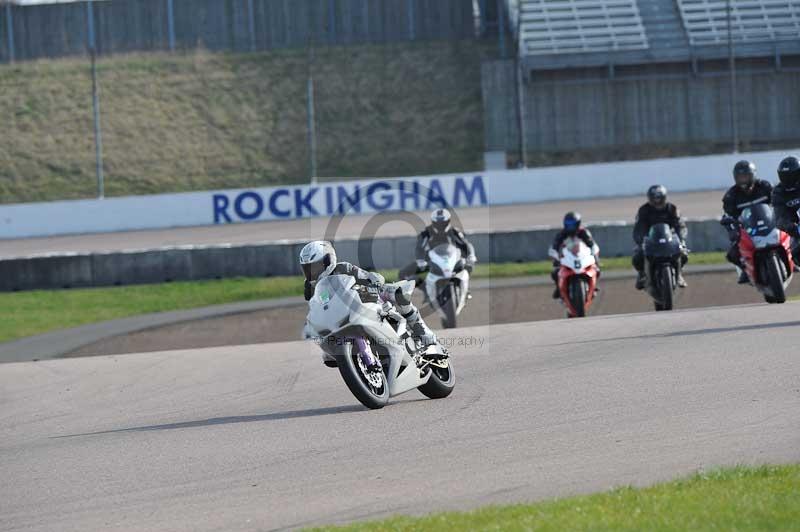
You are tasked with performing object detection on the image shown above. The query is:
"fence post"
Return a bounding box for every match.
[328,0,336,44]
[306,19,318,184]
[86,1,105,199]
[86,0,96,50]
[5,3,13,63]
[90,48,105,199]
[166,0,175,51]
[497,0,506,58]
[247,0,256,51]
[407,0,415,40]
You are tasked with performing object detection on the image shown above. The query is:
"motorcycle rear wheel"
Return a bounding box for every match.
[418,358,456,399]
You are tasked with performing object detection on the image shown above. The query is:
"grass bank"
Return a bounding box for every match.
[310,464,800,531]
[0,252,726,343]
[0,41,486,204]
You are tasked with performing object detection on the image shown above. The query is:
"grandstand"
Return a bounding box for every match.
[483,0,800,162]
[505,0,800,71]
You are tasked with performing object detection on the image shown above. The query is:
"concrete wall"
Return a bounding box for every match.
[0,219,729,291]
[5,149,793,239]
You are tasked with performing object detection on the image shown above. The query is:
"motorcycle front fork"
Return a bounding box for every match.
[354,337,379,370]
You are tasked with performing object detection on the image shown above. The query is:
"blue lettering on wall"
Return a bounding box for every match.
[336,186,361,215]
[453,176,487,207]
[213,175,489,224]
[425,179,448,209]
[268,189,291,218]
[213,194,232,224]
[234,191,264,221]
[294,188,319,217]
[366,182,393,211]
[398,181,420,211]
[325,187,334,215]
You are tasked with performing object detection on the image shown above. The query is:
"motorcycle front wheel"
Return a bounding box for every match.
[338,341,389,409]
[568,276,587,317]
[439,284,459,329]
[765,251,787,304]
[655,263,674,311]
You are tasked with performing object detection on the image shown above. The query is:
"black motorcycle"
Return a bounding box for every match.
[643,223,686,311]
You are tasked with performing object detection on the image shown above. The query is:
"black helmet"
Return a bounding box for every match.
[563,211,582,233]
[647,185,668,210]
[733,160,756,190]
[777,156,800,189]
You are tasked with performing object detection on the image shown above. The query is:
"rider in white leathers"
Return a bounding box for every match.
[300,241,438,355]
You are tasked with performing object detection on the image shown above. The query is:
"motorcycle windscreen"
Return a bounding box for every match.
[429,243,461,276]
[307,275,361,334]
[644,223,680,258]
[740,204,776,237]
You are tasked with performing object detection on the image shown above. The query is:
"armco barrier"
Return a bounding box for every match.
[0,220,729,291]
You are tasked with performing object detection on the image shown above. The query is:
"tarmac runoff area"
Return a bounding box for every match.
[4,265,800,363]
[0,190,725,258]
[1,302,798,531]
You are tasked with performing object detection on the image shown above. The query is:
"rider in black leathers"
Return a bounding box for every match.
[632,185,688,289]
[772,156,800,267]
[720,160,773,284]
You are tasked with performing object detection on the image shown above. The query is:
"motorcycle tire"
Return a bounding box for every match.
[418,358,456,399]
[338,341,389,410]
[568,276,586,318]
[766,252,787,304]
[656,264,674,311]
[440,285,458,329]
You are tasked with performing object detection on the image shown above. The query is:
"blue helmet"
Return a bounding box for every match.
[563,211,581,233]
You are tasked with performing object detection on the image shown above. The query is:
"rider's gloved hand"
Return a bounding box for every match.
[416,259,428,272]
[465,256,476,273]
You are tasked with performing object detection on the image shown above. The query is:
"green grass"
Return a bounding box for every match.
[0,41,488,204]
[309,464,800,532]
[0,252,726,344]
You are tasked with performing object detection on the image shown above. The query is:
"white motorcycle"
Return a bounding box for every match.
[425,243,471,329]
[303,275,455,409]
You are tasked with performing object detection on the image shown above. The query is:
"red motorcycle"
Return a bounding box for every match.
[737,204,794,304]
[556,237,600,317]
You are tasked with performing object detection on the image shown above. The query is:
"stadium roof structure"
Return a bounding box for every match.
[507,0,800,70]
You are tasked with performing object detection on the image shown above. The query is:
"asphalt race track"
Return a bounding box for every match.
[63,268,800,357]
[0,191,723,258]
[2,303,799,531]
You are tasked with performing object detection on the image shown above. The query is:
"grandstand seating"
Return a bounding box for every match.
[676,0,800,46]
[506,0,800,67]
[516,0,650,55]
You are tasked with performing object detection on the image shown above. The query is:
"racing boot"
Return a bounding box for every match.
[552,286,560,299]
[677,269,688,288]
[405,309,437,348]
[735,266,749,284]
[635,271,646,290]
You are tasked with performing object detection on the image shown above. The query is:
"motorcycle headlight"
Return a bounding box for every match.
[429,262,444,276]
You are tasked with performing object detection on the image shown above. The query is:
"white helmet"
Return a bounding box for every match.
[299,241,337,282]
[430,208,452,235]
